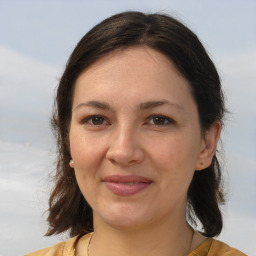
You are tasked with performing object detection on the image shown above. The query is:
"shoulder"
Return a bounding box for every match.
[24,236,78,256]
[209,239,247,256]
[189,237,247,256]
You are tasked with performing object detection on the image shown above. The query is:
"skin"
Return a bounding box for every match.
[69,46,221,256]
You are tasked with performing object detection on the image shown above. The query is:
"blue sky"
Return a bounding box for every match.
[1,0,256,154]
[0,1,255,255]
[1,0,256,65]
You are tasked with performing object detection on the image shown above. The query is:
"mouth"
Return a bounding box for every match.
[102,175,153,196]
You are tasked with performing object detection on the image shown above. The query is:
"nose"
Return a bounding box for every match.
[106,126,144,166]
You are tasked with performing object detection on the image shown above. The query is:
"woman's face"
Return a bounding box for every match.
[69,47,212,230]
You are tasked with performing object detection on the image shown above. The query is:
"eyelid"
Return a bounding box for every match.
[80,114,174,127]
[146,115,175,125]
[81,115,109,125]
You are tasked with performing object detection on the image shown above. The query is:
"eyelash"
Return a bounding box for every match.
[147,115,174,126]
[81,115,174,127]
[82,115,109,126]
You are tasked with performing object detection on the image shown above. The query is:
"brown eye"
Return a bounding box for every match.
[148,115,174,126]
[91,116,105,125]
[83,115,108,125]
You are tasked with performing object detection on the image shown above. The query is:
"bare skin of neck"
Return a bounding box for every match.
[75,212,207,256]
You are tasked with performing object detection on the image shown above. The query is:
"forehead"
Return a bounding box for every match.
[73,46,195,110]
[79,46,183,80]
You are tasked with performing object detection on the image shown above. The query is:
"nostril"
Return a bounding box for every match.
[106,146,144,166]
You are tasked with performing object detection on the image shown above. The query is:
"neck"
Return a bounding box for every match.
[90,214,194,256]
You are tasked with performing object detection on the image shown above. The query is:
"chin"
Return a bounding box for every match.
[104,216,149,231]
[94,205,153,231]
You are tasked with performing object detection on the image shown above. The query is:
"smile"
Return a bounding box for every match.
[102,175,153,196]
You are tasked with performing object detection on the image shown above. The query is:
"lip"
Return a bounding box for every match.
[102,175,153,196]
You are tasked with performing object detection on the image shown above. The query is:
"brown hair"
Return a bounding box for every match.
[47,11,225,238]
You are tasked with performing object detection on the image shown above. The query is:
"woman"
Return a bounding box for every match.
[26,11,246,256]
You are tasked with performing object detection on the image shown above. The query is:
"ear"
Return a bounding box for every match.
[195,121,222,171]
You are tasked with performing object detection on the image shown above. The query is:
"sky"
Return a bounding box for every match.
[0,1,255,255]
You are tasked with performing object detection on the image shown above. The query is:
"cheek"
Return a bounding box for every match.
[148,135,199,181]
[70,130,106,164]
[70,135,103,195]
[148,136,183,166]
[69,133,110,198]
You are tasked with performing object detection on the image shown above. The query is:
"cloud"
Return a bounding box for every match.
[212,51,256,160]
[0,140,255,255]
[0,140,60,256]
[0,29,255,255]
[218,51,256,79]
[214,51,256,111]
[223,152,256,216]
[219,215,256,255]
[0,46,60,90]
[0,46,61,149]
[0,2,255,255]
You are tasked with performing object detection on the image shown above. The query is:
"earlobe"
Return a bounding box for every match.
[195,121,222,171]
[69,159,75,168]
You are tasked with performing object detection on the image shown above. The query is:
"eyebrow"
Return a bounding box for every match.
[74,100,184,112]
[139,100,184,111]
[74,101,111,111]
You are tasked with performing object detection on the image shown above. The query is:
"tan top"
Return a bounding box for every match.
[25,233,247,256]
